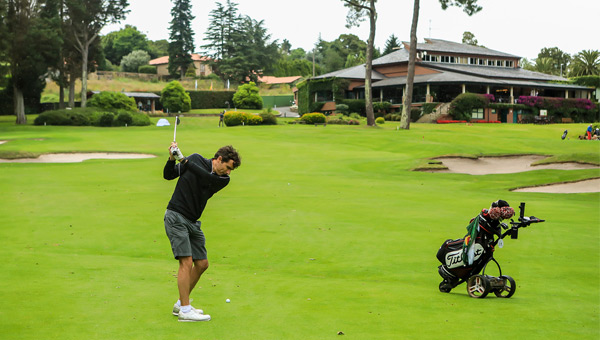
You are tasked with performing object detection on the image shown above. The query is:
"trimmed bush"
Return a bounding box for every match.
[99,112,115,127]
[34,111,72,125]
[338,99,366,116]
[448,93,490,121]
[88,91,137,112]
[300,112,326,124]
[223,111,263,127]
[115,112,133,126]
[335,104,349,115]
[138,65,157,74]
[161,81,191,113]
[233,82,263,109]
[375,117,385,124]
[130,112,151,126]
[33,107,151,126]
[326,114,361,125]
[373,101,392,117]
[259,112,277,125]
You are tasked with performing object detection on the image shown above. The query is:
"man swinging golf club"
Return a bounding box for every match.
[163,138,241,322]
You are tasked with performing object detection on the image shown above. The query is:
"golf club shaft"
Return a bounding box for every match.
[173,115,178,142]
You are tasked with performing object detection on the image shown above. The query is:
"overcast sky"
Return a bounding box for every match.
[101,0,600,61]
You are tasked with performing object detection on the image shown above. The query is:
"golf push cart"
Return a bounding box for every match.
[436,202,544,298]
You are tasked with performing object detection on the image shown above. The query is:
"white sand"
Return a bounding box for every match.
[435,155,598,175]
[513,178,600,193]
[0,153,156,163]
[427,155,600,193]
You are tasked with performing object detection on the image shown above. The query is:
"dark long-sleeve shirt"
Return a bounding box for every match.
[163,153,230,222]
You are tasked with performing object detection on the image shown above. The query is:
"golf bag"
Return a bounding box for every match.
[436,202,544,298]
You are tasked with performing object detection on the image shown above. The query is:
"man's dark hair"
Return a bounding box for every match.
[215,145,241,168]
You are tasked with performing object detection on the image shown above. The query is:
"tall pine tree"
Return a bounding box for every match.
[168,0,195,79]
[202,1,278,84]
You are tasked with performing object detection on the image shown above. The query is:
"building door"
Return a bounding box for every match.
[500,108,509,123]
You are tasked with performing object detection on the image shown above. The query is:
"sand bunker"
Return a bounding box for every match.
[0,141,6,144]
[513,178,600,193]
[433,155,598,175]
[0,153,156,163]
[425,155,599,193]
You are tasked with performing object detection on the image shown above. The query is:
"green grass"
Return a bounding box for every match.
[0,117,598,339]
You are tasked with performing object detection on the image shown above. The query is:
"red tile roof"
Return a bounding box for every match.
[257,75,302,85]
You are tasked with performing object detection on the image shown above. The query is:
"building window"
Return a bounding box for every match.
[471,108,484,119]
[469,57,477,65]
[479,59,486,65]
[505,60,514,68]
[496,60,503,67]
[441,56,449,63]
[488,60,494,66]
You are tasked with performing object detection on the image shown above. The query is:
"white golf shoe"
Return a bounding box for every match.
[172,303,204,316]
[178,310,211,322]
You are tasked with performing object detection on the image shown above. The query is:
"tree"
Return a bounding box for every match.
[168,0,195,79]
[202,0,239,60]
[5,0,61,124]
[537,47,570,76]
[532,57,554,75]
[342,0,377,126]
[400,0,481,130]
[232,81,262,109]
[462,31,478,46]
[520,57,534,71]
[148,39,169,59]
[202,1,278,84]
[64,0,129,108]
[102,25,150,65]
[569,50,599,77]
[383,34,400,55]
[120,50,150,72]
[160,80,191,113]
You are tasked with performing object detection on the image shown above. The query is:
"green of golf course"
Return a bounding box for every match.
[0,115,598,339]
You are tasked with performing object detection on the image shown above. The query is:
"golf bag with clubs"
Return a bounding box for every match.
[436,201,544,298]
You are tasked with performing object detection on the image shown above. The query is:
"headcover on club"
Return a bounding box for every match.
[489,200,514,220]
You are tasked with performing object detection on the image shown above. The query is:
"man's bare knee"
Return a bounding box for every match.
[179,256,193,268]
[194,259,209,272]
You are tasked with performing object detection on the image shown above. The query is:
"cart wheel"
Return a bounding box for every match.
[467,275,490,298]
[494,275,516,298]
[439,281,452,293]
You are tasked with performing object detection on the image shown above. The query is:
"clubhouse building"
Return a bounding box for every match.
[297,38,595,123]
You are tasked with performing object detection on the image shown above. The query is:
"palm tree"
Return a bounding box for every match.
[569,50,600,77]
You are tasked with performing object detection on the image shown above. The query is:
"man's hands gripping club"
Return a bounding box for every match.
[169,142,185,162]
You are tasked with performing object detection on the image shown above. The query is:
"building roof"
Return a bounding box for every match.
[258,75,302,85]
[149,53,210,66]
[360,70,590,91]
[423,62,566,82]
[372,48,410,65]
[412,38,520,59]
[313,64,386,80]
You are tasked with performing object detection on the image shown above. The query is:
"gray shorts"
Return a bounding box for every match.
[164,209,207,260]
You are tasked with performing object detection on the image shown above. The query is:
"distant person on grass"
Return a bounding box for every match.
[219,110,225,127]
[163,143,241,322]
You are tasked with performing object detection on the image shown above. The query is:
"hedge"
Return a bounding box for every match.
[187,90,235,109]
